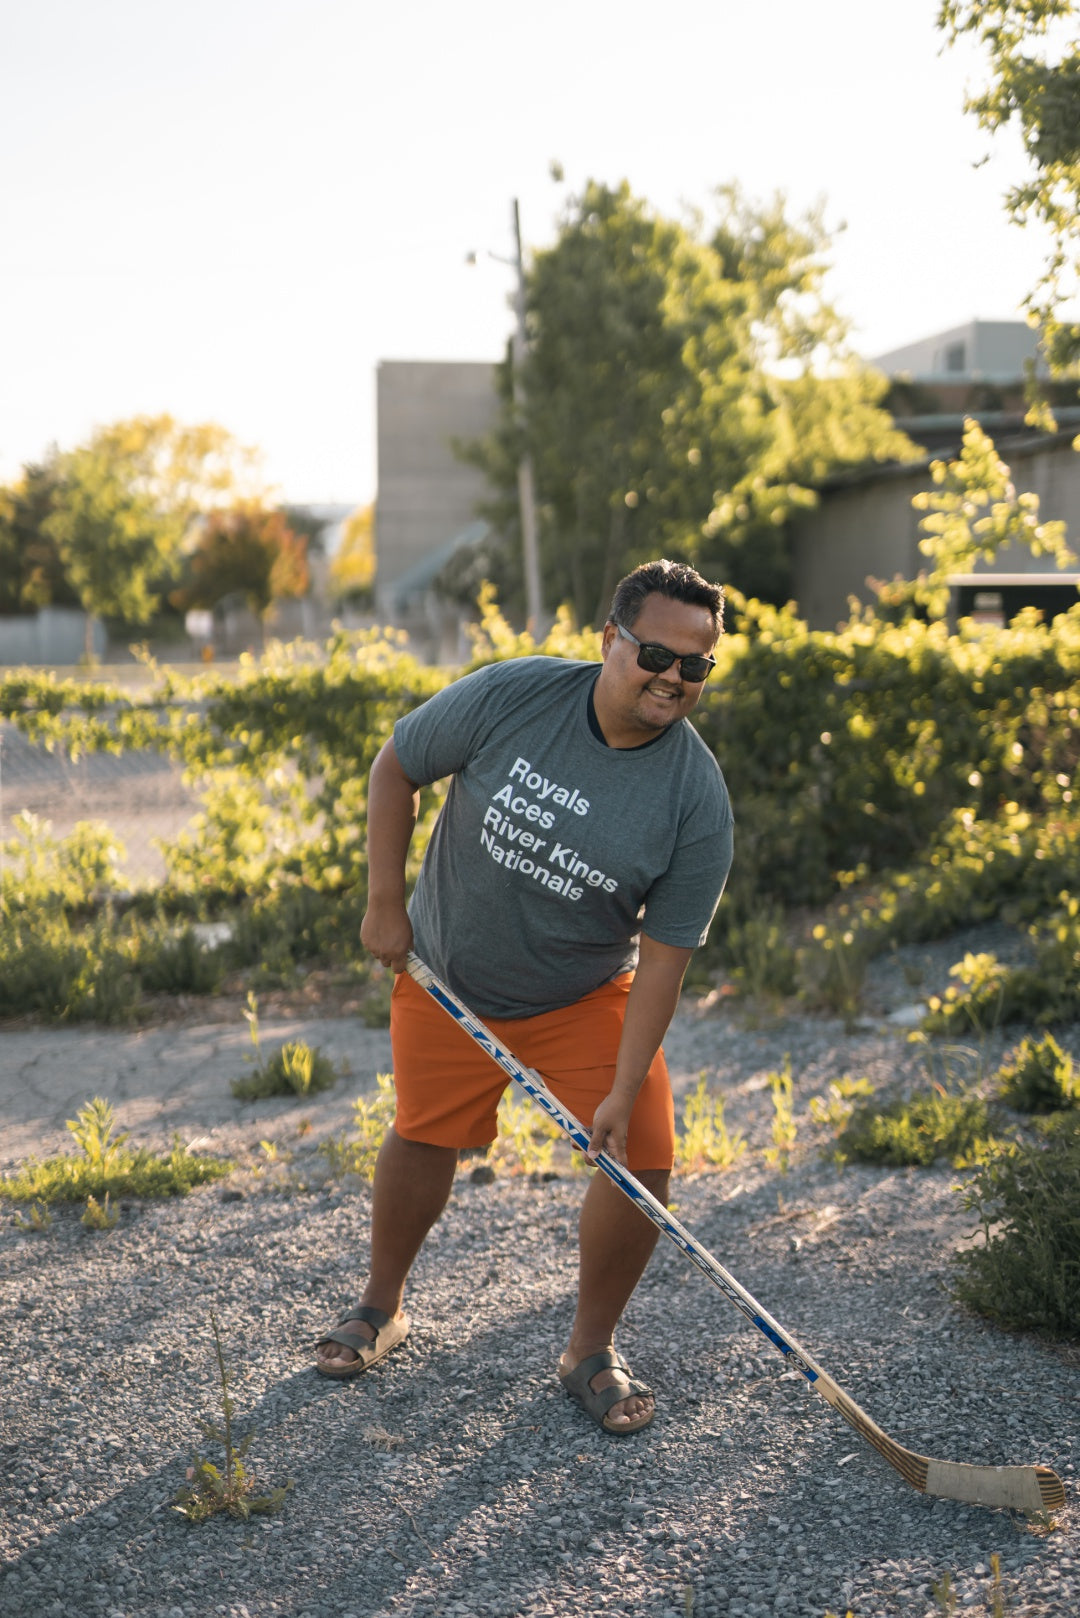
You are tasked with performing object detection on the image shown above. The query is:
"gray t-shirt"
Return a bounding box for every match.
[392,656,733,1018]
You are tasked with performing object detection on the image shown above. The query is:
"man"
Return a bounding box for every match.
[315,559,733,1434]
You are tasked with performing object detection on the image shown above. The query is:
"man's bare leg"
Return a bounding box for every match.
[315,1127,458,1370]
[560,1167,670,1427]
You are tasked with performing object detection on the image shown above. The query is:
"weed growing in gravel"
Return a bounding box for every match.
[173,1312,292,1523]
[319,1072,397,1180]
[799,912,867,1024]
[764,1059,797,1172]
[11,1200,52,1232]
[836,1088,1001,1169]
[995,1031,1078,1114]
[931,1570,957,1616]
[231,994,339,1100]
[0,1096,233,1204]
[490,1093,560,1177]
[808,1075,874,1133]
[723,901,797,999]
[675,1075,747,1172]
[952,1115,1080,1335]
[81,1192,119,1230]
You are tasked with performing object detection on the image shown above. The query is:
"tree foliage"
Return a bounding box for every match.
[328,503,376,602]
[42,415,263,654]
[174,503,310,621]
[939,0,1080,374]
[912,416,1076,615]
[0,460,77,615]
[462,179,916,623]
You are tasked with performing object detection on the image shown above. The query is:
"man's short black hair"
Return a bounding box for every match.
[609,560,724,639]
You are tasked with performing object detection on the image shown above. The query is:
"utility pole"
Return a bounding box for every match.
[510,199,544,633]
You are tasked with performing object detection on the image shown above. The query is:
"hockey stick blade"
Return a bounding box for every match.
[406,954,1065,1515]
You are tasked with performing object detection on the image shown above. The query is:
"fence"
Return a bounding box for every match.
[0,719,197,888]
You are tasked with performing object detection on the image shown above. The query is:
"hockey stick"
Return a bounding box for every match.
[405,952,1065,1514]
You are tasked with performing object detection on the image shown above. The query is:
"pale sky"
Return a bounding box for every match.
[1,0,1050,508]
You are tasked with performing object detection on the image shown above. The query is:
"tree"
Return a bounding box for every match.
[939,0,1080,376]
[173,503,310,622]
[328,503,375,605]
[462,180,915,624]
[43,415,264,659]
[0,459,77,615]
[912,416,1076,616]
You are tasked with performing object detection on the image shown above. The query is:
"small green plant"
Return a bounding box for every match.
[67,1096,130,1171]
[808,1075,875,1132]
[837,1088,1001,1169]
[81,1192,119,1230]
[799,914,867,1023]
[925,951,1010,1034]
[0,1096,233,1204]
[320,1072,397,1180]
[953,1120,1080,1335]
[231,994,338,1099]
[675,1076,747,1172]
[989,1553,1007,1618]
[995,1032,1078,1114]
[490,1093,561,1177]
[764,1058,797,1173]
[12,1200,52,1232]
[931,1569,957,1617]
[724,902,797,999]
[172,1312,292,1523]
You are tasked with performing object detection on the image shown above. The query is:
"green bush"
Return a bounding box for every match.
[953,1119,1080,1336]
[3,600,1078,1024]
[995,1032,1078,1114]
[835,1089,1001,1168]
[0,1097,232,1203]
[923,895,1080,1033]
[231,1040,338,1101]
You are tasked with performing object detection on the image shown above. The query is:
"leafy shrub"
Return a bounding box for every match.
[722,902,797,999]
[797,912,867,1022]
[923,896,1080,1033]
[320,1073,397,1180]
[836,1089,1001,1168]
[995,1032,1078,1114]
[1,814,126,911]
[231,1040,338,1101]
[675,1077,747,1173]
[953,1120,1080,1336]
[0,1097,232,1203]
[138,923,227,995]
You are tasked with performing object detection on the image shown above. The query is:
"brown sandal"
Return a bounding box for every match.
[559,1349,655,1434]
[314,1305,410,1380]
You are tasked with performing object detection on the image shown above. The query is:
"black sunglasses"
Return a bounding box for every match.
[613,621,716,682]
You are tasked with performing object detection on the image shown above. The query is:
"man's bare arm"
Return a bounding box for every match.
[359,738,421,972]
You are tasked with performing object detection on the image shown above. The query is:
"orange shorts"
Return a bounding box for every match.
[389,970,675,1171]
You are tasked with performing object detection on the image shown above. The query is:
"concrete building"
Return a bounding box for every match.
[871,319,1046,383]
[374,361,499,642]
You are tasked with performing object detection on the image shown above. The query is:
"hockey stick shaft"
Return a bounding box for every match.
[405,953,1065,1514]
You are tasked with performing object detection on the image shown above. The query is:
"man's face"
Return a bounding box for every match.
[597,593,718,741]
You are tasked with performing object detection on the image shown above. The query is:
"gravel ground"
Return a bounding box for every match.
[1,929,1078,1618]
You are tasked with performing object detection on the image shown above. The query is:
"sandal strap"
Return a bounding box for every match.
[317,1326,378,1354]
[315,1303,391,1352]
[591,1377,654,1418]
[572,1348,630,1382]
[337,1305,391,1331]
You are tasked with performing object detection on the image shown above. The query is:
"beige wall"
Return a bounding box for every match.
[790,436,1080,630]
[375,360,499,612]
